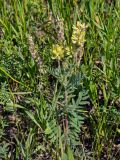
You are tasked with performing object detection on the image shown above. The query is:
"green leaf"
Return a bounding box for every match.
[67,146,74,160]
[25,111,40,128]
[0,67,22,85]
[61,153,68,160]
[45,123,52,135]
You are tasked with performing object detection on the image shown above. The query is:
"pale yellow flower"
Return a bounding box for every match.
[52,44,64,60]
[73,0,78,5]
[65,46,73,57]
[72,21,87,46]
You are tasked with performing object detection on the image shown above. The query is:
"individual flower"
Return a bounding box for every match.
[73,0,78,6]
[71,21,87,46]
[52,44,64,60]
[65,46,73,57]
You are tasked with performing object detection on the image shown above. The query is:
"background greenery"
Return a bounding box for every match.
[0,0,120,159]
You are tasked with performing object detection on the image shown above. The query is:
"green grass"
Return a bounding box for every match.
[0,0,120,159]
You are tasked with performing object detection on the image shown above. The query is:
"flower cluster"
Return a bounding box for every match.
[51,20,87,61]
[52,44,64,60]
[72,21,87,47]
[71,21,87,65]
[28,35,42,65]
[52,44,74,60]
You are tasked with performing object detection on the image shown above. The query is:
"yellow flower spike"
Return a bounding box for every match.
[71,21,88,65]
[72,21,87,46]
